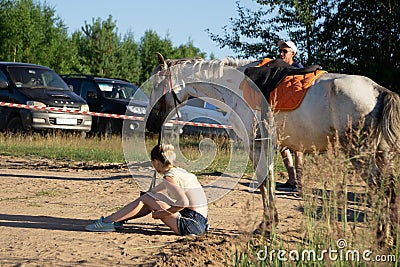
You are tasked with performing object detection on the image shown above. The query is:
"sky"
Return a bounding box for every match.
[41,0,259,59]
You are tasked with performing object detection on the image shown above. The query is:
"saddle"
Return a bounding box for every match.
[244,58,326,110]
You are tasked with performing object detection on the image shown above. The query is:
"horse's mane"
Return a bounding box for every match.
[221,57,256,68]
[165,57,204,67]
[151,55,258,77]
[163,57,257,70]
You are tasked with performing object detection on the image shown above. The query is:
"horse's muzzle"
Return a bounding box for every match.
[146,105,164,134]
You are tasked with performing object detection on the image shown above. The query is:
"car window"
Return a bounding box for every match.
[97,83,114,98]
[187,97,218,110]
[7,66,69,90]
[204,102,217,110]
[0,70,9,83]
[186,97,204,108]
[64,79,81,94]
[80,81,97,98]
[98,82,149,101]
[127,86,149,101]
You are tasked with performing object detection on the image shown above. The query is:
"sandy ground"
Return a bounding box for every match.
[0,155,304,267]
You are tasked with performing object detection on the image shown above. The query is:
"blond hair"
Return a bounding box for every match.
[150,144,176,166]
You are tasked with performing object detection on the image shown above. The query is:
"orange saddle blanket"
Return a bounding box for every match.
[269,70,327,111]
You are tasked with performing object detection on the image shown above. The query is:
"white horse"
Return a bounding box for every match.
[146,53,400,244]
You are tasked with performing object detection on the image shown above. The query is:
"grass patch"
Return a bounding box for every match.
[35,189,57,197]
[0,132,125,163]
[0,132,273,175]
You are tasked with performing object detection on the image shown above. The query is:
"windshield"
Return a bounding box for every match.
[7,66,69,90]
[97,82,149,101]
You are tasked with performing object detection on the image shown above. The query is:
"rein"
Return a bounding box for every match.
[148,67,182,191]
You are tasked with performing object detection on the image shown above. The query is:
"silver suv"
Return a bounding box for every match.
[167,97,232,137]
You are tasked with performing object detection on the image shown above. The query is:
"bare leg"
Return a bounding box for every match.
[104,192,180,234]
[127,206,152,220]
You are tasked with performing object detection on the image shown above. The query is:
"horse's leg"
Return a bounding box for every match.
[385,182,399,248]
[377,91,400,246]
[374,140,398,247]
[257,163,278,234]
[251,126,278,235]
[391,183,400,246]
[342,125,393,245]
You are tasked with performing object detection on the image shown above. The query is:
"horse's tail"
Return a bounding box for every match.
[380,91,400,152]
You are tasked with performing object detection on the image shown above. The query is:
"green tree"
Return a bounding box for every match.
[72,15,143,84]
[0,1,207,88]
[171,38,206,59]
[0,0,75,72]
[75,15,120,77]
[138,31,208,87]
[316,0,400,91]
[70,31,90,74]
[114,31,142,85]
[138,30,173,83]
[208,0,400,92]
[207,0,330,63]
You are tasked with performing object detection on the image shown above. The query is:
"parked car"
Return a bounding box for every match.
[60,74,148,136]
[172,97,233,137]
[0,62,92,134]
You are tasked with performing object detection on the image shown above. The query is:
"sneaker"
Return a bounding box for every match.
[85,216,116,232]
[276,181,297,191]
[114,221,124,230]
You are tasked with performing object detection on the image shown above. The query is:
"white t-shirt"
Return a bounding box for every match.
[164,167,202,191]
[163,167,208,214]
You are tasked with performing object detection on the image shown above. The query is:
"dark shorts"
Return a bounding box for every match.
[177,208,208,236]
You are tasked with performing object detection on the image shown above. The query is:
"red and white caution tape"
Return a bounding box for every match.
[0,101,232,129]
[171,120,232,129]
[0,101,144,121]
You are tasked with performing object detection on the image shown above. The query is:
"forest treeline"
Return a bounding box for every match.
[1,0,399,93]
[208,0,400,92]
[0,0,207,89]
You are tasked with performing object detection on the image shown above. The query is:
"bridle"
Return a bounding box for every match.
[148,65,182,190]
[155,66,183,139]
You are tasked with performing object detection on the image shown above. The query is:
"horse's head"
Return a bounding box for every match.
[145,53,268,137]
[145,94,166,134]
[145,53,189,133]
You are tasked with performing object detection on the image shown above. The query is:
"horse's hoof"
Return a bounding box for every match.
[253,221,274,238]
[252,228,271,239]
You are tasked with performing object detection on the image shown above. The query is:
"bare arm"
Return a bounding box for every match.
[152,176,189,219]
[150,180,167,193]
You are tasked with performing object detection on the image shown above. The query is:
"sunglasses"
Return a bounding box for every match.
[279,49,292,54]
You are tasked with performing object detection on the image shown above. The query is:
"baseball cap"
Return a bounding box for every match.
[278,40,297,54]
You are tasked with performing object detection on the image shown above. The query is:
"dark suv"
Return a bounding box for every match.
[61,74,148,135]
[0,62,92,134]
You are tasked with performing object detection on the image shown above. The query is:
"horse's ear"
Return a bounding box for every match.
[156,52,167,70]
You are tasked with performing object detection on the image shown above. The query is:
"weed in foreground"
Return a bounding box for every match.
[231,133,399,266]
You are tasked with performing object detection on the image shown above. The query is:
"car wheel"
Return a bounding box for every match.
[101,118,115,139]
[80,131,87,139]
[7,116,24,134]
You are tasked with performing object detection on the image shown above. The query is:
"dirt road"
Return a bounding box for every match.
[0,155,302,266]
